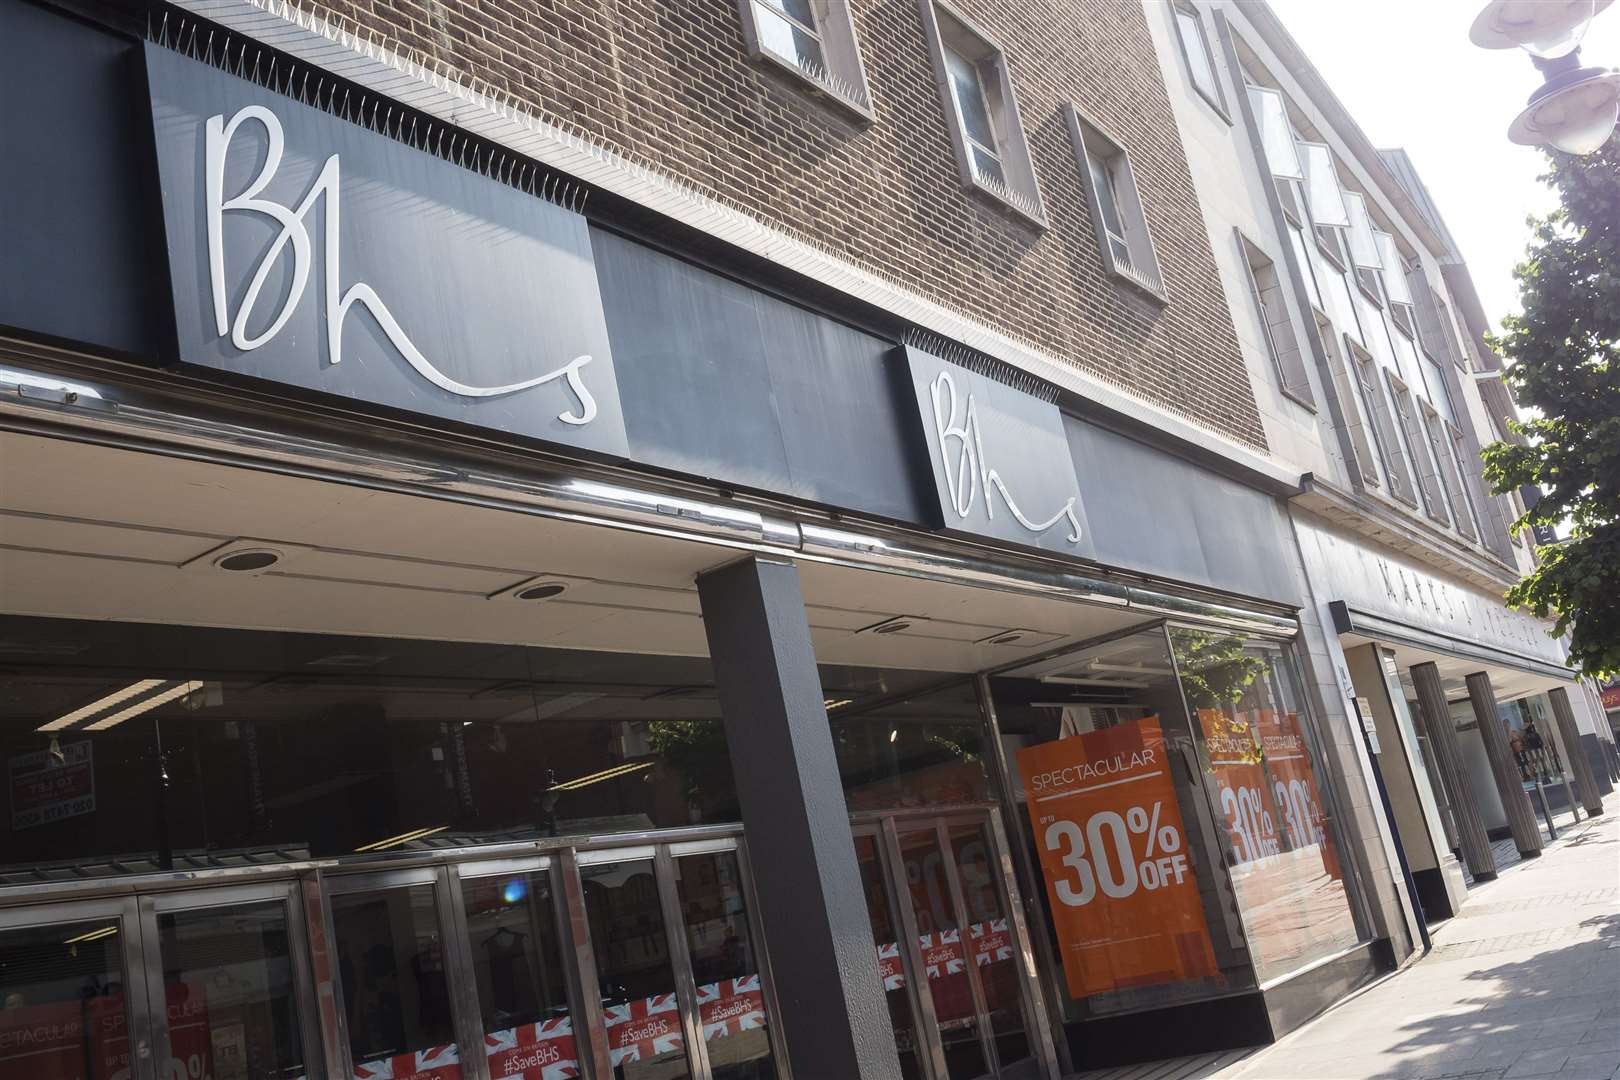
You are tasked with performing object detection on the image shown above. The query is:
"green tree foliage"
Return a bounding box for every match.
[1481,133,1620,679]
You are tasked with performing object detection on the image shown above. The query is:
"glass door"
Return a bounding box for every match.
[139,883,321,1080]
[325,869,465,1080]
[855,812,1055,1080]
[0,897,153,1080]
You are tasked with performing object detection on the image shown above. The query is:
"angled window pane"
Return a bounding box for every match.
[753,2,826,74]
[1373,232,1413,305]
[1087,154,1127,241]
[1248,86,1303,179]
[1343,192,1382,270]
[758,0,815,25]
[1174,4,1222,105]
[970,145,1007,188]
[1298,143,1350,228]
[944,47,997,152]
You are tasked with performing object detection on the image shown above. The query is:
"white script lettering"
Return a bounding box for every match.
[204,105,598,422]
[929,370,1082,544]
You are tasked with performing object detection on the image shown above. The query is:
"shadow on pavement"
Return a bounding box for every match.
[1371,913,1620,1080]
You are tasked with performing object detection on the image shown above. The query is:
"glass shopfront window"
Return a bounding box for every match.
[830,681,990,811]
[991,624,1368,1018]
[991,627,1255,1017]
[1169,628,1363,984]
[0,615,744,880]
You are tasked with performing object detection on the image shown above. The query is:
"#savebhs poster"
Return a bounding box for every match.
[1017,717,1217,999]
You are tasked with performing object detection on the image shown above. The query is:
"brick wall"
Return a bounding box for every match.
[317,0,1266,449]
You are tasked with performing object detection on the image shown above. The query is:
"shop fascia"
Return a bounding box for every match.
[97,39,1305,632]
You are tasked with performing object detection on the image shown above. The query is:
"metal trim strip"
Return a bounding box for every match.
[0,356,1300,636]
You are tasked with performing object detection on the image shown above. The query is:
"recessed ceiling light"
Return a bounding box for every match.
[215,548,282,573]
[488,575,578,602]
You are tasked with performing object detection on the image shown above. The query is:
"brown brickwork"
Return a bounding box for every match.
[316,0,1266,449]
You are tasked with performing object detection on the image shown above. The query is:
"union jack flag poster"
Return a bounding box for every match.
[604,992,683,1066]
[485,1016,579,1079]
[353,1043,461,1080]
[696,975,766,1040]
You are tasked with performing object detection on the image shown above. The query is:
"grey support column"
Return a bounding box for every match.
[1411,663,1497,880]
[1465,672,1544,858]
[1549,687,1606,817]
[696,555,903,1080]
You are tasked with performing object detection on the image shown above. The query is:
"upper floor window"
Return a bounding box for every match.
[1068,108,1165,298]
[1348,340,1418,505]
[920,1,1045,224]
[1388,370,1449,524]
[1171,1,1228,118]
[1237,229,1312,405]
[738,0,873,117]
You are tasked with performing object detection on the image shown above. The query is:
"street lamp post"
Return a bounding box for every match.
[1471,0,1620,153]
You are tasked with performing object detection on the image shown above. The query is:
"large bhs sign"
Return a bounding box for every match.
[147,45,628,457]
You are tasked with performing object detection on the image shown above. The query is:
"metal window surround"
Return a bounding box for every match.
[0,353,1298,637]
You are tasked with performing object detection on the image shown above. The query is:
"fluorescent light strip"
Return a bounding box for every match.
[354,825,449,853]
[551,760,654,792]
[38,679,168,732]
[84,681,204,732]
[63,926,119,945]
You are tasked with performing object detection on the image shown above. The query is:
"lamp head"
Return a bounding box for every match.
[1471,0,1611,59]
[1509,55,1620,154]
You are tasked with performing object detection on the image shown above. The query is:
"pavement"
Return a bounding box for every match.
[1213,794,1620,1080]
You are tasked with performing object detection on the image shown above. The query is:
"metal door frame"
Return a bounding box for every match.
[0,896,159,1080]
[321,866,464,1079]
[138,880,326,1080]
[856,807,1059,1080]
[571,842,711,1080]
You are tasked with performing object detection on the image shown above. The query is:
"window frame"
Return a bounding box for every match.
[1066,105,1167,301]
[1170,0,1229,121]
[737,0,875,120]
[1347,338,1417,505]
[1446,422,1487,542]
[918,0,1046,226]
[1386,369,1450,524]
[1237,228,1314,408]
[1419,401,1473,541]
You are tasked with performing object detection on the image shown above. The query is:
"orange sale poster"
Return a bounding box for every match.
[1017,717,1217,999]
[1255,709,1342,881]
[1195,708,1281,866]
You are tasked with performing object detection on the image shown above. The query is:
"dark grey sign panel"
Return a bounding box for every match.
[147,45,628,457]
[595,230,928,523]
[903,346,1093,557]
[1,6,161,357]
[1064,418,1298,604]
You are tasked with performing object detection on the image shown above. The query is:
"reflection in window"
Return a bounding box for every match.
[1171,628,1363,983]
[944,45,1006,188]
[674,851,776,1080]
[157,903,306,1080]
[0,920,126,1080]
[580,860,690,1080]
[462,871,576,1080]
[331,885,460,1079]
[829,682,988,811]
[0,616,747,880]
[751,0,826,77]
